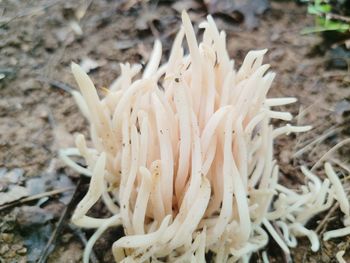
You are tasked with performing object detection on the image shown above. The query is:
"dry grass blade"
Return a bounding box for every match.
[293,127,339,158]
[311,138,350,171]
[315,203,340,234]
[37,177,91,263]
[70,225,100,263]
[330,158,350,178]
[0,187,75,211]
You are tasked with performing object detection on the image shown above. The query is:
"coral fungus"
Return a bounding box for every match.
[61,11,350,262]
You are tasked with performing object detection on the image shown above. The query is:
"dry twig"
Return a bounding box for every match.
[0,187,75,211]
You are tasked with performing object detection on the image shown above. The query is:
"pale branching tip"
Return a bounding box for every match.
[71,62,85,81]
[198,21,207,29]
[71,61,80,72]
[181,10,190,24]
[206,14,214,24]
[324,162,331,170]
[71,62,91,81]
[75,133,84,143]
[153,39,162,53]
[304,125,313,131]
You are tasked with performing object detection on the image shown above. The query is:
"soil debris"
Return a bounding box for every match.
[0,0,349,262]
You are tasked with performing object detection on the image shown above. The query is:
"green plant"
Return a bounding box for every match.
[301,0,350,34]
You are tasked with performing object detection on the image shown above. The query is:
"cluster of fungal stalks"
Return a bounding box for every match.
[61,11,350,263]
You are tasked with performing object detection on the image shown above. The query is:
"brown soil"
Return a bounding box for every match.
[0,0,349,262]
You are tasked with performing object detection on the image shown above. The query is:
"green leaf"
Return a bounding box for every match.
[301,26,329,34]
[308,5,321,15]
[318,4,331,13]
[308,2,332,15]
[303,1,349,35]
[301,22,350,34]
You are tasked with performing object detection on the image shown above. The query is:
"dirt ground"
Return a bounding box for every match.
[0,0,349,262]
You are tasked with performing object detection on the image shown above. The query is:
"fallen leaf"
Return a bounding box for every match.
[23,224,52,262]
[26,170,75,204]
[15,206,54,227]
[204,0,269,29]
[43,202,65,219]
[50,242,83,263]
[50,173,75,205]
[0,168,24,189]
[26,177,46,195]
[0,185,29,206]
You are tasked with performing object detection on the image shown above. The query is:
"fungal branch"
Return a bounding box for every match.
[60,11,350,263]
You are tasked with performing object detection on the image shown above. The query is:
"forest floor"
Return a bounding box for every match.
[0,0,350,262]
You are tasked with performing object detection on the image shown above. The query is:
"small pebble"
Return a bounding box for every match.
[0,244,9,255]
[61,233,73,243]
[321,254,330,262]
[270,32,280,42]
[15,206,54,227]
[6,168,24,184]
[5,249,16,258]
[39,109,49,119]
[269,49,285,62]
[0,233,14,243]
[9,57,18,66]
[11,244,22,251]
[0,182,8,192]
[17,247,27,255]
[279,150,290,164]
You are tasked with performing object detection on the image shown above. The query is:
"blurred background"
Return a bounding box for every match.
[0,0,349,262]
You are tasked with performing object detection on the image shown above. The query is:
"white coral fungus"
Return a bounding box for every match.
[61,11,350,263]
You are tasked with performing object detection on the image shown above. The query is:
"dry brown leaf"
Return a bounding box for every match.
[0,185,29,206]
[204,0,269,29]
